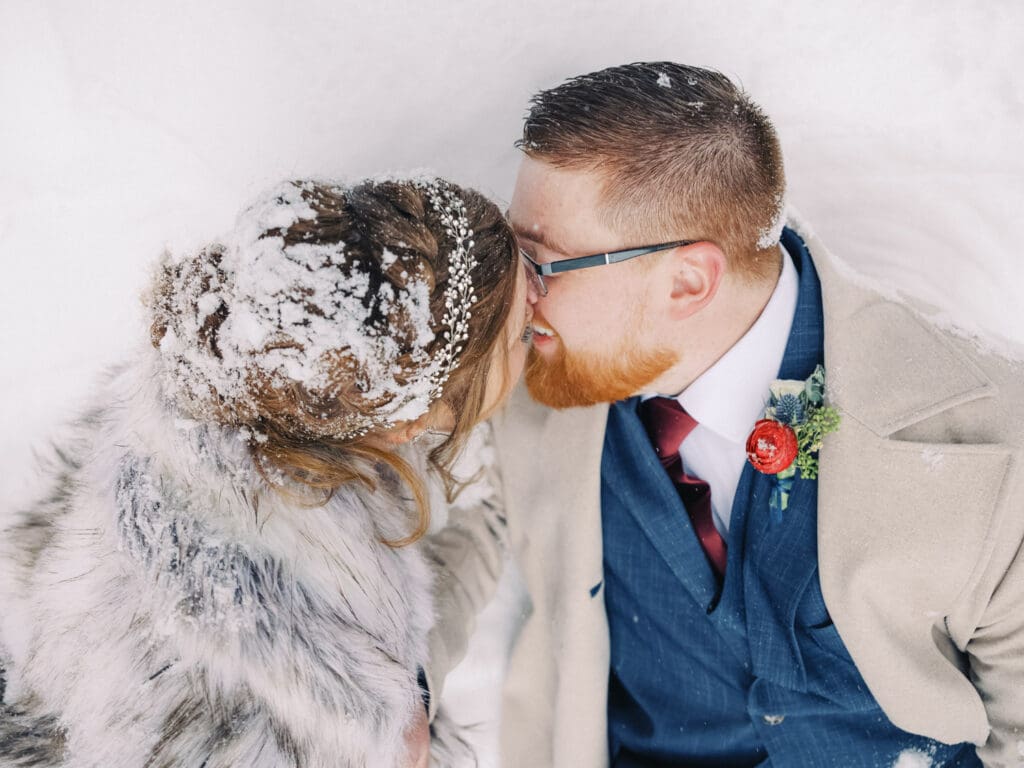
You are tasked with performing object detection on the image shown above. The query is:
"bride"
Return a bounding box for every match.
[0,177,532,767]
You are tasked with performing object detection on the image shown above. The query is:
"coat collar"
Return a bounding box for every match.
[791,209,996,436]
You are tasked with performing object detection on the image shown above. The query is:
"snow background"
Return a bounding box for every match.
[1,1,1021,765]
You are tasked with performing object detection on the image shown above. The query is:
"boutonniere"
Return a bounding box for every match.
[745,364,840,521]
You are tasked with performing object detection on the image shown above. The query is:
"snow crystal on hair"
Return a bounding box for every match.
[152,180,439,431]
[757,192,788,250]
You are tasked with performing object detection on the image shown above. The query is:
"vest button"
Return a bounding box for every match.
[762,714,785,726]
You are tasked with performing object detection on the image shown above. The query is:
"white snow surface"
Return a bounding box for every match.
[1,2,1022,765]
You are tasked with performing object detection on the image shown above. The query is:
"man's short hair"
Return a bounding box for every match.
[518,62,785,281]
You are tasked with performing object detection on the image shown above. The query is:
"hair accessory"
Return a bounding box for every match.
[415,179,479,403]
[335,179,478,441]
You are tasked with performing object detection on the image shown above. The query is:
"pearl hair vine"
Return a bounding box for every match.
[336,179,478,441]
[417,178,479,403]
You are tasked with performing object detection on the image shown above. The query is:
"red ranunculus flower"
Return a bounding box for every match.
[746,419,798,474]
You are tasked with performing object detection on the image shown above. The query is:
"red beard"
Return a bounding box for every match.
[525,337,678,409]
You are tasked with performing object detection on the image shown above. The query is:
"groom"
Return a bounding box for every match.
[426,62,1024,767]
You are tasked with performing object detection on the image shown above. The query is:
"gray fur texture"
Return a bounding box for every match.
[0,349,468,767]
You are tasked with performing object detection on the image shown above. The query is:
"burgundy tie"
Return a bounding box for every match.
[638,397,728,578]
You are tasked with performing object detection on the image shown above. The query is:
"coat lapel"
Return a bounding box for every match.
[495,385,609,603]
[493,385,613,768]
[798,213,1010,741]
[817,415,1009,740]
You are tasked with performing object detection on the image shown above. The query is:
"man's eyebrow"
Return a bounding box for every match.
[506,212,572,257]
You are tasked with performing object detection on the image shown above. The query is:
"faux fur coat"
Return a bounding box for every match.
[0,348,465,767]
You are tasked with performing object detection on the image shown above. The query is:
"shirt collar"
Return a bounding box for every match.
[673,244,799,445]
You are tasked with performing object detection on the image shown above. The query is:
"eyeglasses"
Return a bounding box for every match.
[519,239,698,297]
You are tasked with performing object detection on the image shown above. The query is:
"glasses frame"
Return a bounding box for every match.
[519,239,698,296]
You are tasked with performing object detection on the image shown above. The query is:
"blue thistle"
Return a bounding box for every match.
[773,393,806,425]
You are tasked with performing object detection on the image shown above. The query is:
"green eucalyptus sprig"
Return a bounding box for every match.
[792,405,841,479]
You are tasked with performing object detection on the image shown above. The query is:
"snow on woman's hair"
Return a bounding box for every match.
[147,177,519,542]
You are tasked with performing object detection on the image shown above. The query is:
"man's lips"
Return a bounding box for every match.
[531,321,557,346]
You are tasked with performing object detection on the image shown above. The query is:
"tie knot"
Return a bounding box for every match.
[638,397,699,462]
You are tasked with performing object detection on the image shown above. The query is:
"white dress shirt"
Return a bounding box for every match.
[645,246,798,536]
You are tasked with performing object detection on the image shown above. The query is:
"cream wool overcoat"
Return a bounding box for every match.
[426,219,1024,768]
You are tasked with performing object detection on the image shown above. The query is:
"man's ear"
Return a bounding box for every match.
[665,242,726,321]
